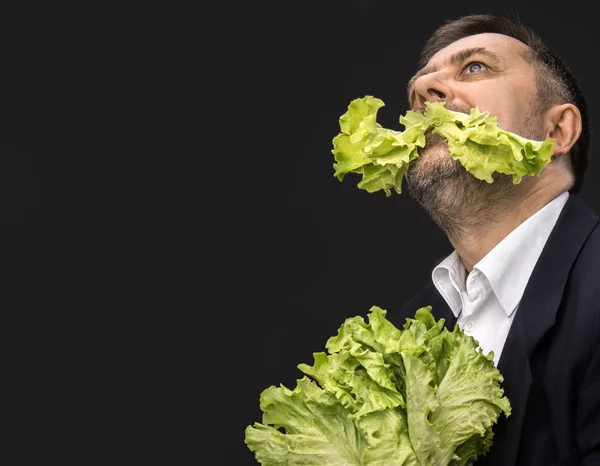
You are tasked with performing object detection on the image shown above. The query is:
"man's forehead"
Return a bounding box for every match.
[427,32,529,65]
[406,32,533,103]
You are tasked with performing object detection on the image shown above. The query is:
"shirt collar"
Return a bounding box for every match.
[475,191,569,316]
[431,191,569,318]
[432,250,465,317]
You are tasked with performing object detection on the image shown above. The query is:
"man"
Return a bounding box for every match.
[391,14,600,465]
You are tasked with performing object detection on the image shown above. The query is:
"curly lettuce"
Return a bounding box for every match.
[245,306,511,465]
[331,96,554,196]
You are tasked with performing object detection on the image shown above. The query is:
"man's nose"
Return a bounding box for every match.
[413,72,453,109]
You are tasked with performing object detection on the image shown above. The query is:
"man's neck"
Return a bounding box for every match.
[450,180,568,273]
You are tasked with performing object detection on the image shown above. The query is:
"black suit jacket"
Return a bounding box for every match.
[390,193,600,466]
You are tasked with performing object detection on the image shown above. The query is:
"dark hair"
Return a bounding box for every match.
[418,13,590,193]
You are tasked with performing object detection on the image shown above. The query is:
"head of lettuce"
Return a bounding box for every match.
[244,306,511,465]
[331,95,554,196]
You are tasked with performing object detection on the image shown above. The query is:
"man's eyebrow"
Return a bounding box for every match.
[406,47,501,100]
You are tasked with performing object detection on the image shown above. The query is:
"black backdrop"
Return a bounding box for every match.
[2,2,599,465]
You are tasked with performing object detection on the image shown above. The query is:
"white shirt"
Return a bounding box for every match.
[431,191,569,366]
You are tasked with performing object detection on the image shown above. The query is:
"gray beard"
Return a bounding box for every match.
[405,134,520,241]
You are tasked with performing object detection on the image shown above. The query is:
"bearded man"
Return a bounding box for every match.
[393,13,599,466]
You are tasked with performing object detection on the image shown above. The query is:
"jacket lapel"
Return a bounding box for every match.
[479,305,532,466]
[476,193,599,466]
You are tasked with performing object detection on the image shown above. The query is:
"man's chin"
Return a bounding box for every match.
[417,145,452,164]
[406,150,465,198]
[412,145,458,181]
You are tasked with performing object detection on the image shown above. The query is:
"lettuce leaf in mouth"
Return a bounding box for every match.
[244,306,511,465]
[331,95,554,196]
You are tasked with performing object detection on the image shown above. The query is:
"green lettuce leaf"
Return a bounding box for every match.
[331,95,554,196]
[245,306,511,465]
[244,377,367,465]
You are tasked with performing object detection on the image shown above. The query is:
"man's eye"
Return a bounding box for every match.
[465,62,486,73]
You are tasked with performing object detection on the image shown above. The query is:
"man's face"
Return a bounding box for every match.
[404,32,544,231]
[407,33,542,167]
[408,32,538,135]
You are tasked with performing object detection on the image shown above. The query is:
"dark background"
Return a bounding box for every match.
[2,2,599,465]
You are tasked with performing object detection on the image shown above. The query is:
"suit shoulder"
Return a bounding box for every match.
[574,221,600,278]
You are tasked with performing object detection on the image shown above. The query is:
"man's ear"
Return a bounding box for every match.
[545,103,582,157]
